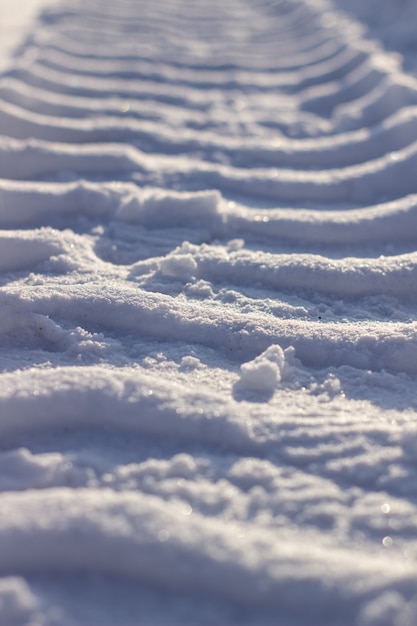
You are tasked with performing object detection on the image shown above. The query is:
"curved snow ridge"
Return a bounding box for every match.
[0,226,112,275]
[0,78,211,126]
[4,136,417,204]
[6,42,417,127]
[0,228,69,272]
[0,179,222,229]
[0,179,123,226]
[29,7,404,78]
[0,362,335,454]
[0,98,222,145]
[37,5,337,54]
[37,27,348,71]
[3,178,417,248]
[29,45,373,95]
[0,136,152,180]
[9,63,226,108]
[34,36,357,74]
[227,194,417,244]
[179,244,417,299]
[5,88,417,169]
[1,488,410,616]
[333,75,417,131]
[0,366,253,451]
[8,20,415,128]
[4,285,417,374]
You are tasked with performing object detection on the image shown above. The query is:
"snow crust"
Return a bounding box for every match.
[2,0,417,625]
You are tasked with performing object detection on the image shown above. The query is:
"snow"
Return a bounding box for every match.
[238,345,287,393]
[0,0,52,73]
[2,0,417,624]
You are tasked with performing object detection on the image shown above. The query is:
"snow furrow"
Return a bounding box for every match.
[30,46,370,94]
[2,487,411,619]
[3,179,417,246]
[36,29,346,70]
[4,85,417,170]
[2,284,417,374]
[2,1,417,624]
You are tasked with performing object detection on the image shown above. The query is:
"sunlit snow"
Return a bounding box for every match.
[1,1,417,625]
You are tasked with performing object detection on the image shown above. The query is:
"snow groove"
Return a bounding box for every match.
[2,1,417,624]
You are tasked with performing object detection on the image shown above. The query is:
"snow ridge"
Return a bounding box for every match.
[2,1,417,625]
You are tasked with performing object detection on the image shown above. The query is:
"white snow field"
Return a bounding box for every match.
[2,0,417,624]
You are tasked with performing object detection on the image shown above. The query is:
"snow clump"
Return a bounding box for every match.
[238,344,289,393]
[159,253,197,281]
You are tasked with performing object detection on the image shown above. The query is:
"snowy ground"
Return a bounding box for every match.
[1,0,417,625]
[0,0,53,72]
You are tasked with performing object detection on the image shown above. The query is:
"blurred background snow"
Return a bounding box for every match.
[2,0,417,75]
[0,0,50,72]
[333,0,417,74]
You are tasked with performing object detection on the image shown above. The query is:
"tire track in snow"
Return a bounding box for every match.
[2,1,417,624]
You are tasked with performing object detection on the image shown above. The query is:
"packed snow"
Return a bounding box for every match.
[2,0,417,624]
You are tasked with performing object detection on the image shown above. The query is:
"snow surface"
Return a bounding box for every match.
[2,0,417,624]
[0,0,53,73]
